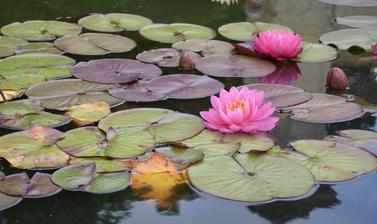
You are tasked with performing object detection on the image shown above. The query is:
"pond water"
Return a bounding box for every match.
[0,0,376,223]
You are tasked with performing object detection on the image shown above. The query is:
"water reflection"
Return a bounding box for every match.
[259,61,301,85]
[248,186,341,224]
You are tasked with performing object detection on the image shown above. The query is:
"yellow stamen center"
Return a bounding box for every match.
[226,98,246,112]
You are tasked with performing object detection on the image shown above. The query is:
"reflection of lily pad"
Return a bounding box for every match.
[136,48,201,67]
[0,53,75,80]
[156,146,204,170]
[79,13,153,32]
[196,55,276,77]
[70,157,130,173]
[139,23,216,43]
[65,102,110,126]
[25,79,123,110]
[292,42,338,63]
[98,108,204,143]
[273,140,377,183]
[241,84,312,108]
[188,154,316,203]
[0,126,69,169]
[57,126,155,159]
[54,33,136,56]
[218,22,293,42]
[1,20,82,41]
[72,59,162,84]
[320,28,377,50]
[51,163,130,194]
[172,39,235,56]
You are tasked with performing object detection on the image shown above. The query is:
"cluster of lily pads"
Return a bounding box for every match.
[0,108,376,210]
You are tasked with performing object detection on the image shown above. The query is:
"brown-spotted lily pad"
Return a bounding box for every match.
[271,140,377,183]
[51,163,130,194]
[136,48,201,67]
[241,84,312,109]
[25,79,123,110]
[139,23,216,43]
[57,126,155,159]
[78,13,153,32]
[54,33,136,56]
[65,102,111,126]
[172,39,235,56]
[0,126,69,169]
[98,108,204,143]
[72,59,162,84]
[1,20,82,41]
[196,55,276,78]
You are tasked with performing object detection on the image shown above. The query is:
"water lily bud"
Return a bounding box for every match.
[178,50,196,69]
[373,43,377,56]
[327,67,348,90]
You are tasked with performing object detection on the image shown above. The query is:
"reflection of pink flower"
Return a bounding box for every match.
[200,87,279,133]
[253,30,303,61]
[373,43,377,56]
[259,62,301,84]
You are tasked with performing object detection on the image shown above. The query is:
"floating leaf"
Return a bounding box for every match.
[25,79,123,110]
[0,173,29,196]
[0,126,69,169]
[156,146,204,170]
[109,81,166,102]
[290,102,363,123]
[139,23,216,43]
[222,133,276,153]
[65,102,110,126]
[292,42,338,63]
[273,140,377,183]
[317,0,377,7]
[284,93,346,111]
[144,74,224,99]
[196,55,276,78]
[24,172,61,198]
[57,126,155,159]
[0,36,27,58]
[0,74,45,91]
[1,20,82,41]
[336,16,377,28]
[188,154,316,203]
[0,192,21,211]
[320,28,377,50]
[136,48,201,67]
[338,129,377,140]
[172,39,235,56]
[241,84,312,108]
[51,163,130,194]
[70,157,130,173]
[16,43,62,55]
[218,22,293,42]
[78,13,153,32]
[98,108,204,143]
[54,33,136,56]
[330,129,377,156]
[72,59,162,84]
[0,53,75,80]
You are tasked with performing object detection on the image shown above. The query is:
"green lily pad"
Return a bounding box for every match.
[156,146,204,170]
[65,102,110,126]
[188,154,316,203]
[139,23,216,43]
[172,39,235,56]
[70,157,130,173]
[223,133,276,153]
[16,43,63,55]
[218,22,293,42]
[271,140,377,183]
[0,36,28,58]
[0,53,75,80]
[0,100,41,116]
[57,126,155,159]
[78,13,153,32]
[54,33,136,56]
[51,163,130,194]
[320,28,377,50]
[330,129,377,156]
[292,42,338,63]
[25,79,123,110]
[0,126,69,169]
[336,16,377,28]
[1,20,82,41]
[0,192,21,211]
[98,108,204,143]
[0,74,45,91]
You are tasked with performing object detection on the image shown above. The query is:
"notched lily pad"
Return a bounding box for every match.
[25,79,124,110]
[54,33,136,56]
[292,42,338,63]
[70,157,130,173]
[172,39,235,56]
[98,108,204,143]
[196,55,276,78]
[156,146,204,170]
[65,102,110,126]
[1,20,82,41]
[320,28,377,50]
[72,59,162,84]
[79,13,153,32]
[136,48,201,68]
[139,23,216,43]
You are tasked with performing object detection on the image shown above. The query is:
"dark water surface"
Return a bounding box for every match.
[0,0,376,223]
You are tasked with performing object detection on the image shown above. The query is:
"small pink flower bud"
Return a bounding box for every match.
[327,67,348,90]
[178,50,196,69]
[373,43,377,56]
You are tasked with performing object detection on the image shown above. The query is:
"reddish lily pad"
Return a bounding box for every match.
[172,39,235,56]
[109,81,167,102]
[241,84,312,109]
[72,59,162,84]
[24,172,62,198]
[25,79,123,110]
[196,55,276,78]
[145,74,224,99]
[0,173,29,196]
[284,93,346,111]
[0,192,22,211]
[136,48,201,67]
[54,33,136,56]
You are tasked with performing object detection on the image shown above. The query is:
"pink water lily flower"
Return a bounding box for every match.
[200,87,279,133]
[253,30,303,61]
